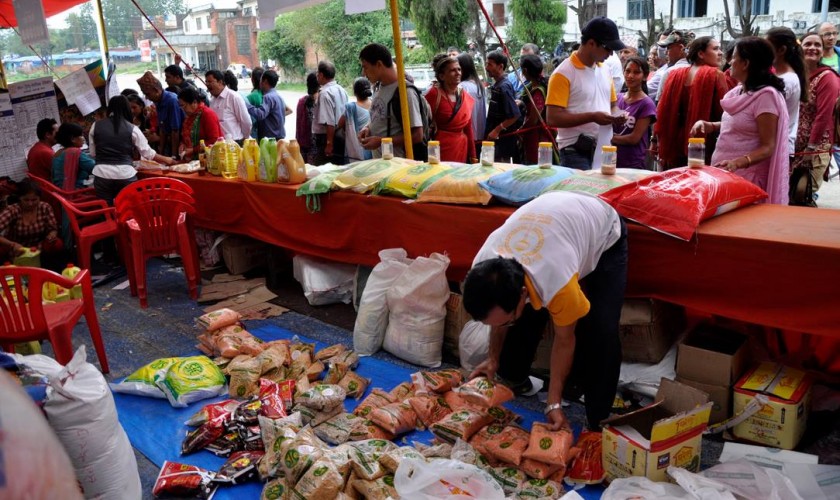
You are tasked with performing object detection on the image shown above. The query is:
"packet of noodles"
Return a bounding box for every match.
[369,402,419,435]
[484,425,530,466]
[431,408,493,443]
[153,461,218,499]
[564,431,604,486]
[315,343,347,361]
[185,399,240,426]
[378,446,425,474]
[468,423,504,457]
[411,368,464,394]
[296,384,346,411]
[292,457,344,499]
[515,478,565,499]
[353,389,395,418]
[326,349,359,369]
[338,371,370,399]
[349,420,396,441]
[520,457,564,480]
[389,381,414,400]
[454,376,514,408]
[196,308,241,330]
[522,423,575,465]
[255,344,290,374]
[314,412,366,445]
[488,466,527,495]
[323,362,350,384]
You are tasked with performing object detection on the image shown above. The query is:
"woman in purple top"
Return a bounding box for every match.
[611,57,657,169]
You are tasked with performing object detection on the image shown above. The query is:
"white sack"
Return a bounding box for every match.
[353,248,412,355]
[292,254,357,306]
[458,320,490,372]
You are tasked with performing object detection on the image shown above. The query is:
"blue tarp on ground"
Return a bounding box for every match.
[113,324,604,499]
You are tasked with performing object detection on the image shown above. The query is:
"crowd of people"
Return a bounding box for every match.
[8,16,840,264]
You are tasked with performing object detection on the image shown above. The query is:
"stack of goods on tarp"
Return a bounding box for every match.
[6,346,142,499]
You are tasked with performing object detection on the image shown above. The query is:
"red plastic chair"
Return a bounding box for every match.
[28,175,97,202]
[0,266,109,373]
[114,182,200,308]
[48,191,121,270]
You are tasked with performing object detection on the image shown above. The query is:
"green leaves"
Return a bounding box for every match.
[508,0,566,55]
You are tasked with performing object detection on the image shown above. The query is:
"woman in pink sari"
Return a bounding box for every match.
[425,55,476,163]
[690,37,789,204]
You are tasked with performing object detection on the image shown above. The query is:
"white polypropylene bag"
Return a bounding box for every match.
[617,344,677,398]
[37,346,141,500]
[292,254,357,305]
[353,248,413,355]
[670,460,804,500]
[458,320,490,372]
[395,458,505,499]
[602,476,694,499]
[383,253,450,367]
[0,370,83,500]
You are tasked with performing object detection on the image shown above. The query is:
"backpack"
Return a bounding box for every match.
[386,82,433,161]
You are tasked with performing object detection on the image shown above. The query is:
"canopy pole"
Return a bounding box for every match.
[0,49,7,89]
[93,0,110,78]
[389,0,413,160]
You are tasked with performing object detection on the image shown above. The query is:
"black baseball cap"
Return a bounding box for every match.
[582,16,626,51]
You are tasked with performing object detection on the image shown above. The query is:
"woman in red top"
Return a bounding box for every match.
[178,87,222,161]
[425,55,475,163]
[519,54,556,165]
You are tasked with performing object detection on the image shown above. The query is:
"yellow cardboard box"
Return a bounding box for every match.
[733,362,812,450]
[602,378,712,482]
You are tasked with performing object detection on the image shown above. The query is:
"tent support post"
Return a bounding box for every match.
[388,0,413,160]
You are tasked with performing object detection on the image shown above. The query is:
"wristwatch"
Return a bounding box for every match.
[544,402,562,415]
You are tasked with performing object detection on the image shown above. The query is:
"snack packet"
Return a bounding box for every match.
[407,394,453,429]
[292,457,344,499]
[351,475,397,500]
[305,360,325,382]
[389,381,414,400]
[278,427,326,484]
[431,408,494,443]
[468,423,505,457]
[215,450,264,484]
[314,412,366,445]
[565,431,605,486]
[338,371,370,399]
[261,478,291,500]
[412,368,464,394]
[196,308,241,330]
[181,414,228,455]
[348,439,397,480]
[153,461,218,499]
[349,420,396,442]
[368,402,419,435]
[315,343,347,361]
[520,457,563,480]
[455,376,514,408]
[378,446,425,474]
[522,423,575,465]
[259,379,294,418]
[296,384,346,411]
[184,399,239,426]
[258,413,302,478]
[353,389,394,418]
[228,356,262,399]
[484,425,530,465]
[488,466,527,494]
[326,349,359,369]
[255,344,290,374]
[323,362,350,384]
[515,478,565,499]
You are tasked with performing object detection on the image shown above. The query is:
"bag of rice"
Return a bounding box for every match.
[326,349,360,369]
[305,360,325,382]
[296,384,346,411]
[379,446,425,474]
[261,366,287,384]
[455,377,514,408]
[442,389,472,411]
[333,157,418,193]
[522,423,574,465]
[415,163,513,205]
[487,405,520,425]
[565,431,605,486]
[290,341,316,358]
[450,437,488,467]
[348,439,397,480]
[255,344,290,375]
[373,162,452,198]
[287,349,313,381]
[412,368,464,394]
[407,395,452,428]
[322,443,355,478]
[413,441,453,459]
[468,423,505,457]
[338,371,370,399]
[314,412,366,445]
[228,356,262,399]
[484,425,530,465]
[323,362,350,384]
[293,403,343,427]
[258,414,302,478]
[261,477,291,500]
[217,325,264,356]
[369,402,419,435]
[478,165,574,205]
[541,168,655,196]
[520,457,563,480]
[296,168,349,213]
[316,343,348,362]
[110,357,180,398]
[353,389,395,418]
[389,381,414,400]
[278,427,326,484]
[196,308,241,330]
[514,478,565,499]
[349,420,396,441]
[155,356,227,408]
[431,408,494,443]
[292,457,344,499]
[488,466,527,494]
[344,470,361,499]
[352,474,397,500]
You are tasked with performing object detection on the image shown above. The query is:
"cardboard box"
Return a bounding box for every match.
[619,299,685,364]
[221,236,267,275]
[443,292,472,360]
[733,362,812,450]
[602,378,712,482]
[676,324,750,424]
[676,324,750,386]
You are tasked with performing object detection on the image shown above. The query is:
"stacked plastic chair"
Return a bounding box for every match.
[114,177,200,308]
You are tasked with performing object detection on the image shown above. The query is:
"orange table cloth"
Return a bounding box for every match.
[147,172,840,337]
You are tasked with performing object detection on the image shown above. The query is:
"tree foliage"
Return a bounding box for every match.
[508,0,566,55]
[402,0,469,54]
[258,0,393,85]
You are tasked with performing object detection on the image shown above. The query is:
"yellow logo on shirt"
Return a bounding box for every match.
[501,223,544,265]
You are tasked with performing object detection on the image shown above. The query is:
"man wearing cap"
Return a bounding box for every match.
[546,16,626,170]
[650,30,689,102]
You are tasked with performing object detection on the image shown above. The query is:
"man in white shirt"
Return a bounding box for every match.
[205,69,251,144]
[312,60,349,165]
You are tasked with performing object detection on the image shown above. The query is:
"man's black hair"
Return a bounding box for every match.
[205,69,225,83]
[462,257,525,321]
[55,122,84,148]
[317,61,336,79]
[36,118,57,140]
[486,50,509,66]
[164,64,184,79]
[261,70,279,88]
[359,43,393,68]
